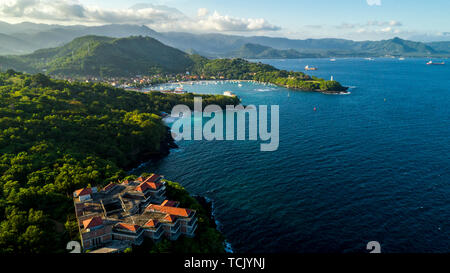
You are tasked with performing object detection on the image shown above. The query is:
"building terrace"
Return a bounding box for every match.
[73,174,198,252]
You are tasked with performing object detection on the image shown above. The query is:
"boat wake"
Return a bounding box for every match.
[255,88,276,92]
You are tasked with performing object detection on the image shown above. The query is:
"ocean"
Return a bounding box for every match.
[132,58,450,253]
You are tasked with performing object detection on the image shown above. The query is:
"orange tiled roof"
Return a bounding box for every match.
[83,216,103,229]
[115,223,141,232]
[146,204,191,217]
[144,174,161,183]
[136,181,161,192]
[163,214,177,223]
[103,183,116,192]
[144,219,160,227]
[161,200,179,207]
[74,188,92,197]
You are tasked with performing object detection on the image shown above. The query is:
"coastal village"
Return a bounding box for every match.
[73,174,198,253]
[57,72,231,90]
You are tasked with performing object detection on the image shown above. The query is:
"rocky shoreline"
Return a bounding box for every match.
[194,195,234,253]
[124,126,178,171]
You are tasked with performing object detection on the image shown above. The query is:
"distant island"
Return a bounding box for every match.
[0,35,348,93]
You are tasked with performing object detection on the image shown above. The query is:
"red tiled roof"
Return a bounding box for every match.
[144,219,160,227]
[136,177,145,182]
[161,200,179,207]
[135,181,162,192]
[74,188,92,197]
[146,204,192,218]
[103,183,116,192]
[163,214,177,223]
[83,216,103,229]
[115,223,141,232]
[144,174,161,183]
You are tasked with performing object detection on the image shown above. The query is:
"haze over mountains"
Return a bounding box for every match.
[0,21,449,58]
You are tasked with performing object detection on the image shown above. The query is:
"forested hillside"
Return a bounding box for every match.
[0,70,239,253]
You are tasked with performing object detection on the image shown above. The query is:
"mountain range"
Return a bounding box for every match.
[0,21,449,58]
[0,36,197,76]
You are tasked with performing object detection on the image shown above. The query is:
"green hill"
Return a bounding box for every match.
[1,21,449,58]
[427,41,450,54]
[0,35,347,92]
[356,37,437,56]
[228,43,320,59]
[2,35,196,77]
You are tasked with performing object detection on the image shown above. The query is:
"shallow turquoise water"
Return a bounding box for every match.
[134,58,450,253]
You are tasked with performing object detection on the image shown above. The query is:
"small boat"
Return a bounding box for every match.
[427,60,445,65]
[365,57,375,61]
[330,58,336,62]
[223,91,236,97]
[305,65,318,71]
[399,57,405,61]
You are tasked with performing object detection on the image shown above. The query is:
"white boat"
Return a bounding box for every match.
[305,65,318,71]
[399,57,405,61]
[223,91,236,97]
[330,58,336,62]
[427,60,445,65]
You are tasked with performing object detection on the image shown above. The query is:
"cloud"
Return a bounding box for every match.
[197,8,209,17]
[0,0,281,33]
[336,23,358,29]
[336,20,403,34]
[367,20,402,27]
[0,0,180,24]
[366,0,381,6]
[304,25,323,29]
[197,11,280,32]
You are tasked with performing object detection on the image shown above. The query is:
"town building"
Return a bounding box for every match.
[73,174,197,252]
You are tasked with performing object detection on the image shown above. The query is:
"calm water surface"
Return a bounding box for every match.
[133,58,450,253]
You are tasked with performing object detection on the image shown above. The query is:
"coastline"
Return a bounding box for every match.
[154,79,349,95]
[124,126,178,171]
[194,195,234,253]
[124,127,231,253]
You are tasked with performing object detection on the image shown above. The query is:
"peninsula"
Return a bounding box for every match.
[0,36,348,94]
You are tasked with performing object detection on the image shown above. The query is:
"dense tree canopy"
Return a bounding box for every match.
[197,58,348,92]
[0,71,238,253]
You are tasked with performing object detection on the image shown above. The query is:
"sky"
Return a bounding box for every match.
[0,0,449,41]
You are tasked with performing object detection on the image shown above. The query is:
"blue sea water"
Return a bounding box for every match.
[134,58,450,253]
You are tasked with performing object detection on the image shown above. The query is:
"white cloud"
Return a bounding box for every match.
[197,8,209,17]
[367,20,402,27]
[337,20,402,31]
[197,11,280,32]
[0,0,281,33]
[366,0,381,6]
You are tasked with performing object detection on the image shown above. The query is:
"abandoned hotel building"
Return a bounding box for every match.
[73,174,198,252]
